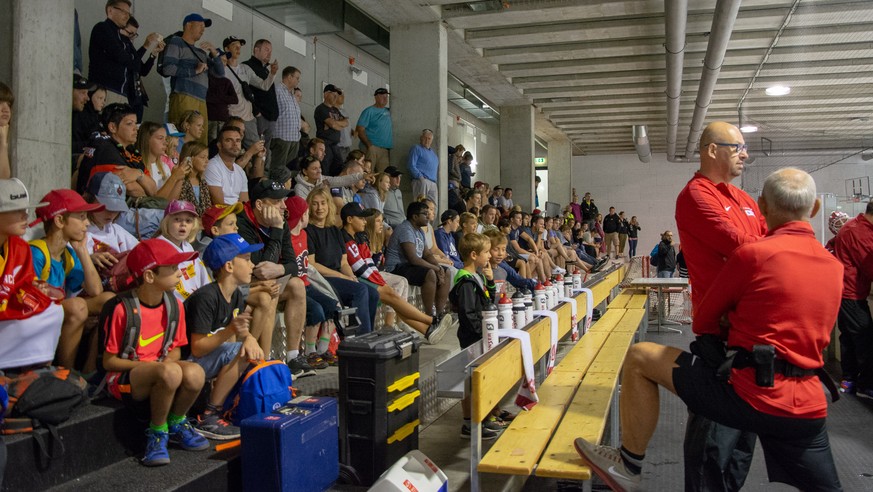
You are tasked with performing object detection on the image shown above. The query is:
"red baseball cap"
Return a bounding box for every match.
[126,238,198,278]
[202,202,243,235]
[33,189,104,226]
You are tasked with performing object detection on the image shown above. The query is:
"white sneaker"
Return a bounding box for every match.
[424,314,452,345]
[574,438,641,492]
[552,267,567,275]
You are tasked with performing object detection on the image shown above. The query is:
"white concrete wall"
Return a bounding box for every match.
[572,152,872,254]
[447,102,499,188]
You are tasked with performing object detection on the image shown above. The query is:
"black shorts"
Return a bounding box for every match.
[116,372,151,423]
[672,352,841,491]
[391,264,433,286]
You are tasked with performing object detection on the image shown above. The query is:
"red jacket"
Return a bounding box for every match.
[0,236,53,321]
[833,214,873,300]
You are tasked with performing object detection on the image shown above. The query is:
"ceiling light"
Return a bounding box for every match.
[740,124,758,133]
[765,85,791,96]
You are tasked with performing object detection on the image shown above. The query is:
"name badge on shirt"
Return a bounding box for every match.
[743,207,755,216]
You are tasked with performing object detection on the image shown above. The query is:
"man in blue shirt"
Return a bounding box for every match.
[407,129,438,205]
[356,88,392,172]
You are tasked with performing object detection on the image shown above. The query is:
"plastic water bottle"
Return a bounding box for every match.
[564,275,574,298]
[497,294,513,330]
[512,290,526,328]
[543,280,554,309]
[522,289,534,324]
[572,269,583,291]
[534,283,547,311]
[481,301,499,352]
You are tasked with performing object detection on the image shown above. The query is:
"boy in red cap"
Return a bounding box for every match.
[100,239,209,466]
[30,189,116,370]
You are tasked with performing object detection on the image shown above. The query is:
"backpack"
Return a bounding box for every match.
[29,239,75,282]
[0,366,89,458]
[223,360,293,425]
[156,31,183,78]
[649,244,660,266]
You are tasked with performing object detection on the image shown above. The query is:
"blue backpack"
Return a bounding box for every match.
[649,244,660,266]
[223,360,293,425]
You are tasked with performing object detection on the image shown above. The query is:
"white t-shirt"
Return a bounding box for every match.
[157,236,212,301]
[146,157,173,190]
[87,222,139,254]
[205,155,248,205]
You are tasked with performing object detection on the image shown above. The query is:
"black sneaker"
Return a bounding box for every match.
[306,352,329,370]
[460,422,499,440]
[424,314,452,345]
[287,355,316,378]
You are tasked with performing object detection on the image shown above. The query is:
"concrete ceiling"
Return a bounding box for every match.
[349,0,873,156]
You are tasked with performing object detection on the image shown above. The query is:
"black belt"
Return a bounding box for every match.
[729,348,840,402]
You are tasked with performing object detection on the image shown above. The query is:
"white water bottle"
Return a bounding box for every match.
[523,288,534,324]
[543,280,553,309]
[572,269,583,291]
[534,283,547,311]
[481,301,499,352]
[512,291,526,328]
[497,294,513,330]
[564,275,574,298]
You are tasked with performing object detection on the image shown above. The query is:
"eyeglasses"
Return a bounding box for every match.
[111,5,131,16]
[712,142,749,153]
[121,29,138,39]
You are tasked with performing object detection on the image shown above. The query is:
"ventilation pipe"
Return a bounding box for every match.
[682,0,743,158]
[664,0,688,162]
[633,125,652,163]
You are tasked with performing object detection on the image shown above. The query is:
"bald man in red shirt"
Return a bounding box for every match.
[675,121,767,491]
[575,168,843,492]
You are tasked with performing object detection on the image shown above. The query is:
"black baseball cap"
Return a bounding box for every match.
[383,166,403,177]
[324,84,339,93]
[340,202,374,222]
[222,36,246,48]
[374,88,389,95]
[249,179,292,201]
[73,73,95,90]
[440,209,458,223]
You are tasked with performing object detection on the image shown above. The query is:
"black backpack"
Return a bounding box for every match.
[156,31,182,78]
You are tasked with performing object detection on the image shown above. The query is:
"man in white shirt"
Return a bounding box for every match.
[205,126,250,205]
[222,36,277,149]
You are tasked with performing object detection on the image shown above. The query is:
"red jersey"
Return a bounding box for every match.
[832,214,873,300]
[0,236,53,321]
[105,297,188,361]
[290,230,310,286]
[693,222,842,419]
[675,172,767,333]
[343,234,386,286]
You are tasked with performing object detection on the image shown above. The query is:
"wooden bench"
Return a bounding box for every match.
[470,282,646,491]
[466,265,630,491]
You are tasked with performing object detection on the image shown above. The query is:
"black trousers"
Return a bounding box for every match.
[325,142,344,176]
[837,298,873,386]
[683,413,756,491]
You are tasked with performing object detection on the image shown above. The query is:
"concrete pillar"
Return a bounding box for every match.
[9,0,74,204]
[547,137,572,208]
[499,104,535,210]
[389,22,448,212]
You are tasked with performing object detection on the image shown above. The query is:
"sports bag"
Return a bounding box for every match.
[223,360,293,425]
[649,244,660,266]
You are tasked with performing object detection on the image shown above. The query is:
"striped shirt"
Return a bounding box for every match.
[162,37,225,100]
[274,83,301,142]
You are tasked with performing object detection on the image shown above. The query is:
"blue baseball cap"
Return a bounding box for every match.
[183,13,212,28]
[203,233,264,270]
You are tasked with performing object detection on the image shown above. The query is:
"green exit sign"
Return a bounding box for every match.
[535,157,546,164]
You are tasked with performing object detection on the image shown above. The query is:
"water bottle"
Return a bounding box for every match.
[497,293,513,330]
[534,283,547,311]
[564,275,574,298]
[481,301,499,352]
[512,290,526,328]
[522,288,534,324]
[572,269,583,291]
[543,280,554,309]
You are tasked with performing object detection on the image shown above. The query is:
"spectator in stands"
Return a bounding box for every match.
[534,175,541,208]
[479,205,499,233]
[489,186,503,208]
[205,126,249,205]
[137,122,179,195]
[305,189,379,333]
[561,224,600,268]
[832,200,873,396]
[460,212,479,237]
[30,190,114,371]
[294,87,311,148]
[499,188,514,210]
[603,206,620,259]
[209,116,266,178]
[174,142,212,215]
[656,231,677,278]
[176,110,205,155]
[77,104,157,198]
[84,173,138,266]
[408,129,438,205]
[358,171,389,212]
[163,13,224,146]
[449,232,500,440]
[580,192,598,230]
[594,213,605,255]
[331,160,366,211]
[356,88,392,172]
[72,74,96,155]
[270,66,302,179]
[88,0,159,105]
[73,85,107,159]
[100,239,209,466]
[529,215,565,274]
[575,168,843,492]
[627,215,641,257]
[508,211,546,281]
[314,85,349,176]
[157,200,211,300]
[675,121,766,491]
[385,201,451,319]
[419,197,458,274]
[617,211,630,257]
[568,189,582,224]
[242,40,280,167]
[122,16,163,121]
[235,179,311,377]
[382,166,406,229]
[435,209,463,270]
[0,82,12,179]
[292,155,366,201]
[205,51,237,141]
[336,90,354,162]
[340,203,450,343]
[448,144,464,184]
[542,215,584,271]
[186,233,267,440]
[223,36,275,150]
[498,217,530,279]
[460,151,474,189]
[484,229,537,292]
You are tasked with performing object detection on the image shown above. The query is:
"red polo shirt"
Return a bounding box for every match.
[693,222,842,419]
[675,172,767,334]
[832,214,873,300]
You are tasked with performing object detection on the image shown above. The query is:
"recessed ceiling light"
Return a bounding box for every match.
[765,85,791,96]
[740,124,758,133]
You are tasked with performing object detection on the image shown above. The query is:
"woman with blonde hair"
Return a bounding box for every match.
[176,142,213,216]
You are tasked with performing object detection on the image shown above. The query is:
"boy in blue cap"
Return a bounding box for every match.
[185,233,267,439]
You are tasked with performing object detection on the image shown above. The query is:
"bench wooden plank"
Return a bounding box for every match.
[472,340,524,423]
[585,308,625,334]
[627,292,648,310]
[613,308,646,333]
[551,331,610,374]
[606,291,632,309]
[587,330,635,374]
[535,372,620,480]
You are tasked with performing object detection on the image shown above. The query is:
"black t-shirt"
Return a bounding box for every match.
[314,103,341,144]
[76,135,145,193]
[306,224,346,272]
[183,282,246,357]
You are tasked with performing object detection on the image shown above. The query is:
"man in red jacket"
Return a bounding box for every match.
[576,168,843,492]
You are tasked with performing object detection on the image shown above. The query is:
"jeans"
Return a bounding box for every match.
[326,277,379,333]
[628,238,638,257]
[305,285,338,326]
[576,248,598,265]
[657,270,674,278]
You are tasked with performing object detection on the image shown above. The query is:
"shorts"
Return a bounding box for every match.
[108,372,151,422]
[672,351,841,490]
[390,264,433,287]
[188,342,242,380]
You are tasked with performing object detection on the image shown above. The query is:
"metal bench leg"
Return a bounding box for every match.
[471,421,482,492]
[583,479,592,492]
[611,384,620,446]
